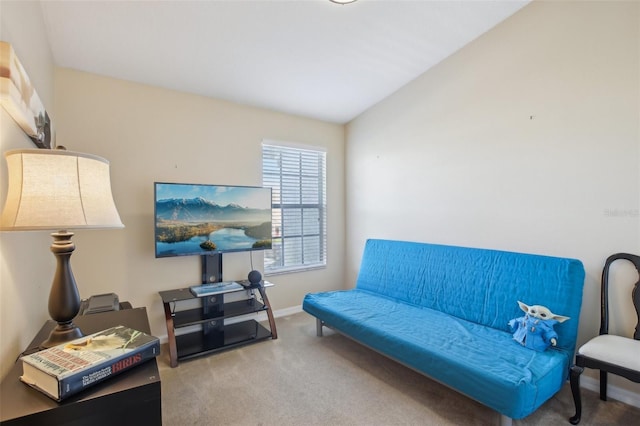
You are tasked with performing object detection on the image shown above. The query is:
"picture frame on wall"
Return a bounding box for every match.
[0,41,53,149]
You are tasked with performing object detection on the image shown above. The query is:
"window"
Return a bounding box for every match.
[262,142,327,274]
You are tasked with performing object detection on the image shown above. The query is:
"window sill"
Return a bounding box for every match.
[265,264,326,276]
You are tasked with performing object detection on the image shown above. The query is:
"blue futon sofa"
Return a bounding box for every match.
[303,239,585,425]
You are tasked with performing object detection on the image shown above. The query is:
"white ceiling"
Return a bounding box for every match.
[40,0,530,124]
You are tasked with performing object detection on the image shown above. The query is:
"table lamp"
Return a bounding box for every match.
[0,148,124,348]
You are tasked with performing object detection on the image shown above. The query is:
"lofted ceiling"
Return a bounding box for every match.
[40,0,530,124]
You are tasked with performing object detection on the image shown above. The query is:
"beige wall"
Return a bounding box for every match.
[346,0,639,402]
[1,2,345,382]
[52,69,345,344]
[1,0,638,409]
[0,0,56,379]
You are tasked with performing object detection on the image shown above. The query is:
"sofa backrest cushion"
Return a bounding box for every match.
[355,239,585,354]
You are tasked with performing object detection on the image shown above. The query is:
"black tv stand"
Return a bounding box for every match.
[202,253,222,283]
[158,280,277,367]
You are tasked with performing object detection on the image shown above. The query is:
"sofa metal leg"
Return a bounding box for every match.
[569,364,584,424]
[499,414,512,426]
[316,318,324,337]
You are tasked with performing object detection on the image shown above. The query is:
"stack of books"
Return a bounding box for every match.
[19,325,160,401]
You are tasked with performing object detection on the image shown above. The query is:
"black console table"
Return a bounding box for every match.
[159,280,278,367]
[0,308,161,426]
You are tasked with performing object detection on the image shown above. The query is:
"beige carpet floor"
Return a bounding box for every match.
[159,313,639,425]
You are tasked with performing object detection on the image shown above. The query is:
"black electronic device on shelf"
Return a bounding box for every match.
[79,293,120,315]
[248,269,262,285]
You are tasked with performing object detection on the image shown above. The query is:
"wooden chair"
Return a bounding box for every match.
[569,253,640,424]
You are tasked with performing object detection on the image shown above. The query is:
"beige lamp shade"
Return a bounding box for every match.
[1,149,124,230]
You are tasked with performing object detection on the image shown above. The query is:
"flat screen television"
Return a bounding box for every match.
[154,182,272,258]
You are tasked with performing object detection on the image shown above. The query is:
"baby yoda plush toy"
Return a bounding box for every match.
[508,301,570,351]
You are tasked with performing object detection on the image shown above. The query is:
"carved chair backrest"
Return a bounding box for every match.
[600,253,640,340]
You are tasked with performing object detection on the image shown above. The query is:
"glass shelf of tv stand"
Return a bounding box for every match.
[176,298,268,327]
[176,320,273,362]
[159,281,277,367]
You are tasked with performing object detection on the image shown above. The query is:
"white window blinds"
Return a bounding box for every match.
[262,143,327,274]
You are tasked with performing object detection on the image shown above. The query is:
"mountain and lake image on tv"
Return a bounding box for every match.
[154,182,272,257]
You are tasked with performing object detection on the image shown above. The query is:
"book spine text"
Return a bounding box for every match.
[58,342,159,400]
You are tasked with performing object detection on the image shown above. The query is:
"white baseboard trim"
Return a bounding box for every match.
[158,305,305,344]
[223,304,303,325]
[273,305,303,318]
[580,375,640,409]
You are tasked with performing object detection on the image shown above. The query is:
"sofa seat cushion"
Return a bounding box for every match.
[303,289,571,420]
[355,240,585,354]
